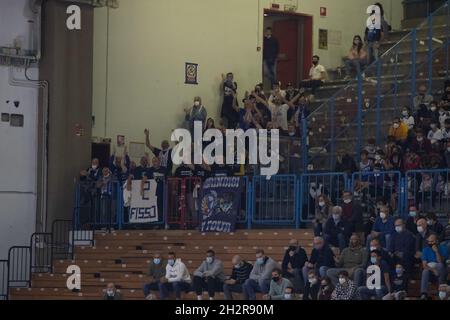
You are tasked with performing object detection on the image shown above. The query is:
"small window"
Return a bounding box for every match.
[10,114,24,127]
[1,113,9,122]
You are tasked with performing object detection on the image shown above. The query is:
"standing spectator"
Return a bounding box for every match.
[302,236,335,281]
[375,2,392,34]
[143,252,166,300]
[133,156,151,180]
[408,129,431,159]
[103,283,123,300]
[420,234,449,300]
[367,205,395,249]
[327,234,367,287]
[96,167,113,225]
[334,150,358,175]
[145,129,173,175]
[364,138,379,162]
[185,96,207,135]
[358,250,391,300]
[331,270,360,300]
[388,218,416,274]
[318,277,334,300]
[314,194,332,236]
[263,268,293,300]
[413,85,434,110]
[324,206,350,252]
[281,239,308,293]
[303,270,320,300]
[344,35,367,80]
[159,252,191,300]
[364,5,384,64]
[109,146,130,185]
[299,55,326,98]
[341,191,365,239]
[426,213,445,241]
[388,118,409,144]
[193,250,225,300]
[223,255,253,300]
[243,249,280,300]
[80,158,101,183]
[263,27,279,86]
[442,119,450,140]
[382,264,408,300]
[221,73,239,129]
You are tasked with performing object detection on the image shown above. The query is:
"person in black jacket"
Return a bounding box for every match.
[282,239,308,293]
[388,218,416,275]
[263,27,279,86]
[382,264,408,300]
[303,270,320,300]
[324,206,350,252]
[223,255,253,300]
[341,191,364,239]
[302,236,335,281]
[334,151,358,175]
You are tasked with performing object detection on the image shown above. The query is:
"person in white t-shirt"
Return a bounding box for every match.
[299,55,326,97]
[427,121,444,144]
[253,90,293,132]
[159,252,192,300]
[400,107,415,130]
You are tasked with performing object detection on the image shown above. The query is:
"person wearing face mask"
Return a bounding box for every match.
[298,55,326,98]
[143,253,167,300]
[438,107,449,129]
[442,118,450,140]
[409,129,432,157]
[133,156,152,180]
[425,213,445,241]
[95,167,114,226]
[302,237,335,282]
[388,218,416,274]
[263,268,293,300]
[367,205,395,249]
[415,218,436,260]
[159,252,192,300]
[324,206,350,252]
[382,264,408,300]
[184,96,207,136]
[358,250,391,300]
[327,234,367,287]
[438,284,450,300]
[281,239,308,293]
[282,286,298,300]
[103,283,123,300]
[413,85,434,110]
[388,118,409,144]
[243,249,280,300]
[145,129,174,175]
[80,158,102,183]
[401,108,415,130]
[420,234,449,300]
[341,191,364,240]
[192,250,226,300]
[303,270,321,300]
[344,35,367,80]
[367,238,393,267]
[318,276,334,300]
[223,255,253,300]
[405,206,421,234]
[331,270,360,300]
[314,195,332,236]
[427,121,444,144]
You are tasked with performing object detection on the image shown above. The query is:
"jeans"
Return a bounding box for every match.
[158,281,191,300]
[302,265,329,283]
[313,222,323,237]
[324,233,347,252]
[243,278,271,300]
[345,59,365,77]
[367,41,380,65]
[143,281,160,297]
[327,268,365,287]
[420,263,448,294]
[263,59,277,86]
[282,268,304,293]
[358,286,388,300]
[193,276,223,298]
[223,283,244,300]
[299,79,324,95]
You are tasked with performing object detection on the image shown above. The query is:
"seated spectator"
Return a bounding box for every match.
[299,55,326,98]
[389,218,416,274]
[409,129,432,158]
[403,151,422,172]
[427,121,444,145]
[159,252,191,300]
[382,264,408,300]
[401,107,415,130]
[386,146,403,171]
[103,283,123,300]
[243,249,280,300]
[184,96,207,135]
[223,255,253,300]
[442,119,450,140]
[413,85,434,110]
[281,239,308,293]
[438,106,449,129]
[415,218,436,259]
[420,234,449,300]
[367,205,395,249]
[145,129,174,175]
[302,236,335,281]
[364,138,380,162]
[388,118,408,144]
[440,81,450,108]
[143,252,166,300]
[193,250,225,300]
[358,249,391,300]
[444,140,450,167]
[282,286,298,300]
[341,191,364,239]
[368,238,392,267]
[426,213,445,241]
[327,234,367,287]
[303,270,320,300]
[318,276,334,300]
[314,194,332,236]
[331,270,360,300]
[194,161,212,181]
[344,35,367,80]
[438,284,450,300]
[324,206,350,251]
[263,268,293,300]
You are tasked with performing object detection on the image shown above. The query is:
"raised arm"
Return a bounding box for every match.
[252,91,269,108]
[144,129,157,154]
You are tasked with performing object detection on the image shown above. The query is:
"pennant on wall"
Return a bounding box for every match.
[185,62,198,85]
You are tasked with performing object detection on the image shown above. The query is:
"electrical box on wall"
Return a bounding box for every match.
[320,7,327,17]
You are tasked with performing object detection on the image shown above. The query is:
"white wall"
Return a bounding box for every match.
[0,0,38,259]
[92,0,404,156]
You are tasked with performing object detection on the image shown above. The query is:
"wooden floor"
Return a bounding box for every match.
[9,229,443,300]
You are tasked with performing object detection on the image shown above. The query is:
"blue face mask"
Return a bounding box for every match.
[370,257,377,264]
[395,268,403,276]
[168,259,175,266]
[206,257,214,264]
[256,257,264,265]
[153,258,161,265]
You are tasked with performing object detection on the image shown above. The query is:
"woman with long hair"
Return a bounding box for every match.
[344,35,367,80]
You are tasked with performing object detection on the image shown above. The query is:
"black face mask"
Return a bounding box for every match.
[289,246,297,252]
[272,276,280,282]
[312,61,319,66]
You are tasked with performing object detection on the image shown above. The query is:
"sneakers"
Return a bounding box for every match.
[197,295,203,300]
[145,294,155,300]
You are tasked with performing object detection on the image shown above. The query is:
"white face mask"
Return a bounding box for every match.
[318,201,325,207]
[206,257,214,264]
[338,278,346,285]
[92,165,98,170]
[284,293,292,300]
[375,155,381,161]
[439,291,447,300]
[106,289,114,297]
[431,107,437,112]
[343,199,351,204]
[402,111,409,116]
[370,246,377,252]
[380,212,387,220]
[417,226,424,233]
[309,278,318,285]
[194,101,200,107]
[393,123,400,129]
[395,226,403,233]
[447,147,450,152]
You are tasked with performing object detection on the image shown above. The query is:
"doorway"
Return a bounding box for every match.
[263,10,313,90]
[91,142,111,168]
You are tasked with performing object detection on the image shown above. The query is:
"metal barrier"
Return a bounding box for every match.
[298,172,349,225]
[30,233,52,274]
[52,220,74,260]
[352,171,402,214]
[0,260,7,300]
[7,246,31,293]
[405,170,450,216]
[251,175,297,227]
